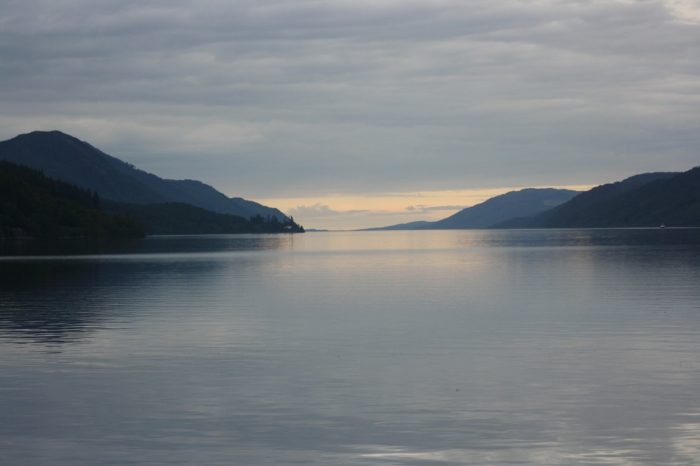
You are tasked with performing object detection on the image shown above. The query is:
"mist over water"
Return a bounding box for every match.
[2,230,700,465]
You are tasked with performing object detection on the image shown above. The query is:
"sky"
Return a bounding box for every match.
[1,0,699,229]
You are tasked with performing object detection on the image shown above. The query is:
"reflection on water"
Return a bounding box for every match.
[3,228,699,258]
[0,233,296,257]
[1,229,700,465]
[0,261,103,344]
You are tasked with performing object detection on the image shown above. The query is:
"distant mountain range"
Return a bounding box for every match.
[2,130,698,234]
[499,169,699,228]
[373,167,700,230]
[0,130,286,220]
[373,188,579,230]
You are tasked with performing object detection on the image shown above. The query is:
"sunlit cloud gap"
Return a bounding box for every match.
[259,185,593,230]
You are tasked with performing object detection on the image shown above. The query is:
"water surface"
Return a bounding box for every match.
[2,229,700,465]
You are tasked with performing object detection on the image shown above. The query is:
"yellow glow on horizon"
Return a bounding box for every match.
[256,184,594,230]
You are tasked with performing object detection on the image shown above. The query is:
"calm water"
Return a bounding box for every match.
[1,229,700,465]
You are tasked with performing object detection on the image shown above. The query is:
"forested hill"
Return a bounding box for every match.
[499,168,700,228]
[0,161,144,239]
[0,130,288,220]
[0,161,304,238]
[104,202,304,235]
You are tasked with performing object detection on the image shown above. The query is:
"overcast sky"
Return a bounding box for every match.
[1,0,699,228]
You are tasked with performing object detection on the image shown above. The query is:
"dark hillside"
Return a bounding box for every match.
[105,202,304,235]
[0,161,143,239]
[0,131,287,220]
[499,169,700,228]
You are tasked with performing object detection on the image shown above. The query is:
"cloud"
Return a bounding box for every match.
[405,204,467,213]
[663,0,700,23]
[290,202,464,218]
[1,0,699,203]
[288,203,369,218]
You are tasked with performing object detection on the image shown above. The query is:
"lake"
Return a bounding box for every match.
[1,229,700,465]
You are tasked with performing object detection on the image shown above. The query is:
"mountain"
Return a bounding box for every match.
[499,169,699,228]
[371,188,579,230]
[104,201,304,235]
[0,130,287,220]
[375,220,433,231]
[431,188,579,229]
[0,161,143,239]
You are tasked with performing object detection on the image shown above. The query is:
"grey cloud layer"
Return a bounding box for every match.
[1,0,699,197]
